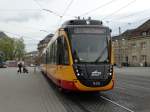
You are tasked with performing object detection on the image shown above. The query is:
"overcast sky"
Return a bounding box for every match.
[0,0,150,52]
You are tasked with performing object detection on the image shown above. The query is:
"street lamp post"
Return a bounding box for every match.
[118,27,122,67]
[40,30,49,33]
[42,9,62,18]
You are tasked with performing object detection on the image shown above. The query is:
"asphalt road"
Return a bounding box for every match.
[0,67,150,112]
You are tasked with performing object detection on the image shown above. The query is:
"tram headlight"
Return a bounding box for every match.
[107,65,113,76]
[74,65,83,77]
[76,69,79,73]
[108,73,112,76]
[77,73,80,76]
[74,66,79,74]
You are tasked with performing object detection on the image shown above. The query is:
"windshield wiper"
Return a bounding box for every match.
[94,47,108,63]
[95,35,110,63]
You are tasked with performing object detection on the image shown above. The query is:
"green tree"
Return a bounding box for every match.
[0,37,14,60]
[13,38,26,60]
[0,37,26,60]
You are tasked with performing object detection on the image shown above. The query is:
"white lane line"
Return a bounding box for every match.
[101,96,134,112]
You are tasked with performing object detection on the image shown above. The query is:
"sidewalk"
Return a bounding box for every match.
[0,67,67,112]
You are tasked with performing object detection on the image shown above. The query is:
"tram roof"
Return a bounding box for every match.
[61,19,105,28]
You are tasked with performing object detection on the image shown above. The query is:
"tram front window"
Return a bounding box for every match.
[71,33,109,63]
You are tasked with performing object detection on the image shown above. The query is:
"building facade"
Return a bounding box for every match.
[37,34,53,54]
[112,19,150,67]
[24,51,38,66]
[37,33,53,64]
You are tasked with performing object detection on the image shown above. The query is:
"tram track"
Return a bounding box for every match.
[42,73,130,112]
[43,74,91,112]
[41,67,150,112]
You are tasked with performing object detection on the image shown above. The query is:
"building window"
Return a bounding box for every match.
[140,55,147,62]
[57,36,69,65]
[132,56,137,62]
[141,42,146,49]
[142,32,147,36]
[131,43,136,48]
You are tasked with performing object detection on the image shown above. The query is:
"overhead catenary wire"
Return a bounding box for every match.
[33,0,61,18]
[57,0,74,28]
[110,8,150,20]
[33,0,43,9]
[111,16,150,36]
[61,0,74,18]
[103,9,150,24]
[102,0,136,20]
[80,0,118,17]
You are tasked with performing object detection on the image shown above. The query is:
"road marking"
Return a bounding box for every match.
[101,96,134,112]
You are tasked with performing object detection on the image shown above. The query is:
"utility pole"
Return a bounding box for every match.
[119,27,121,35]
[118,27,122,67]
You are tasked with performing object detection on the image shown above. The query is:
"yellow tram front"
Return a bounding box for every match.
[58,19,114,91]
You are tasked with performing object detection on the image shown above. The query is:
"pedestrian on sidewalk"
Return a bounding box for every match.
[17,62,23,74]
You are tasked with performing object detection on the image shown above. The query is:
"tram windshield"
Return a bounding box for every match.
[71,27,110,63]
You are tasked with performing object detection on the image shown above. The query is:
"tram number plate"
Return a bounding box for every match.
[93,81,101,86]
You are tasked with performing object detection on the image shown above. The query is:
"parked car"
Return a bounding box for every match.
[0,62,7,68]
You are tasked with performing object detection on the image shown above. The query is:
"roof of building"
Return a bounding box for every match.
[38,33,54,46]
[112,19,150,40]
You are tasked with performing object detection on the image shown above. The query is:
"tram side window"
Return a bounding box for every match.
[57,36,69,65]
[47,48,50,63]
[53,40,57,64]
[46,47,50,64]
[63,37,69,65]
[51,43,55,64]
[49,44,53,64]
[48,40,57,64]
[52,43,55,64]
[46,50,48,64]
[43,53,46,64]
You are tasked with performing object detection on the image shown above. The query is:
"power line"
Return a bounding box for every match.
[109,9,150,21]
[80,0,118,17]
[103,9,150,27]
[33,0,43,9]
[102,0,136,20]
[112,16,150,35]
[61,0,74,18]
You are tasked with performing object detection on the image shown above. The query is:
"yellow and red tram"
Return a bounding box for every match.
[41,19,114,91]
